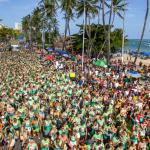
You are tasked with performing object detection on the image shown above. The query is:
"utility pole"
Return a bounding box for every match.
[42,21,45,50]
[82,0,86,71]
[29,15,32,51]
[122,0,126,63]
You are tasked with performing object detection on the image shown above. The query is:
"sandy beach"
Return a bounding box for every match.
[112,54,150,66]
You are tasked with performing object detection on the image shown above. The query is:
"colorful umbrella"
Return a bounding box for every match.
[93,59,107,68]
[45,55,55,61]
[127,71,141,78]
[48,48,54,52]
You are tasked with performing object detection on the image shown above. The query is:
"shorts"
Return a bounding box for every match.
[10,139,15,147]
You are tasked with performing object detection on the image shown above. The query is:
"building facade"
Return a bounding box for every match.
[14,22,22,31]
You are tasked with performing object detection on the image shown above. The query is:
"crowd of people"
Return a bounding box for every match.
[0,50,149,150]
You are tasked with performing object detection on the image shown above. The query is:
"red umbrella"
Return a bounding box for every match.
[45,55,55,61]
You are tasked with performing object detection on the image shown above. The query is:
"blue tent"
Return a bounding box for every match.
[55,50,70,57]
[142,52,150,57]
[47,48,54,52]
[127,71,141,78]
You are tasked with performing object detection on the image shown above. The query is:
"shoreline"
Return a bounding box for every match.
[112,54,150,66]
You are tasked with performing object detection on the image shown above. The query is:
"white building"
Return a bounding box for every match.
[0,23,4,29]
[14,22,22,31]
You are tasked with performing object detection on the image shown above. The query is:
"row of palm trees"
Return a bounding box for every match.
[22,0,149,64]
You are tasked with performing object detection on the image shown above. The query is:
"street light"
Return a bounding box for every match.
[42,22,45,50]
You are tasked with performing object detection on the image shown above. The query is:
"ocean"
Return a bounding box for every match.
[125,39,150,52]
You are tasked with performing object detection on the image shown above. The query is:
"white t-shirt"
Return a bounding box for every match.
[136,102,143,110]
[115,82,119,88]
[125,90,129,96]
[55,61,59,69]
[95,71,98,76]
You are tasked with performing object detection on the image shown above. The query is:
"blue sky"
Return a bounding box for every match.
[0,0,149,39]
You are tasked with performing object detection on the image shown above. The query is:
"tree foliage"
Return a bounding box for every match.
[21,0,130,56]
[72,24,124,57]
[0,27,21,42]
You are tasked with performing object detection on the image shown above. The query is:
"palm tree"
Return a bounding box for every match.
[76,0,98,57]
[104,0,127,63]
[47,16,59,49]
[31,7,42,43]
[134,0,149,63]
[107,0,113,63]
[60,0,76,50]
[105,0,127,25]
[39,0,58,17]
[39,0,59,47]
[22,15,31,42]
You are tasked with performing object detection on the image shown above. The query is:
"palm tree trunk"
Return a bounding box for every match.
[68,18,71,37]
[107,0,113,63]
[62,16,68,50]
[111,13,115,26]
[48,32,51,46]
[102,0,106,32]
[90,2,102,57]
[102,0,107,59]
[134,0,149,63]
[97,39,106,58]
[121,17,125,63]
[67,18,71,50]
[88,16,92,58]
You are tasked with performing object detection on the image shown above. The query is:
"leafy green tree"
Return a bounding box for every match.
[101,0,127,63]
[76,0,99,57]
[72,24,124,58]
[31,7,42,43]
[22,15,30,42]
[60,0,76,50]
[39,0,59,47]
[105,0,127,25]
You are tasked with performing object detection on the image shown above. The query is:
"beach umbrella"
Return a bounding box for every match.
[45,55,54,61]
[47,48,54,52]
[56,50,70,58]
[142,52,150,57]
[127,71,141,78]
[71,56,76,61]
[62,54,70,58]
[93,59,107,68]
